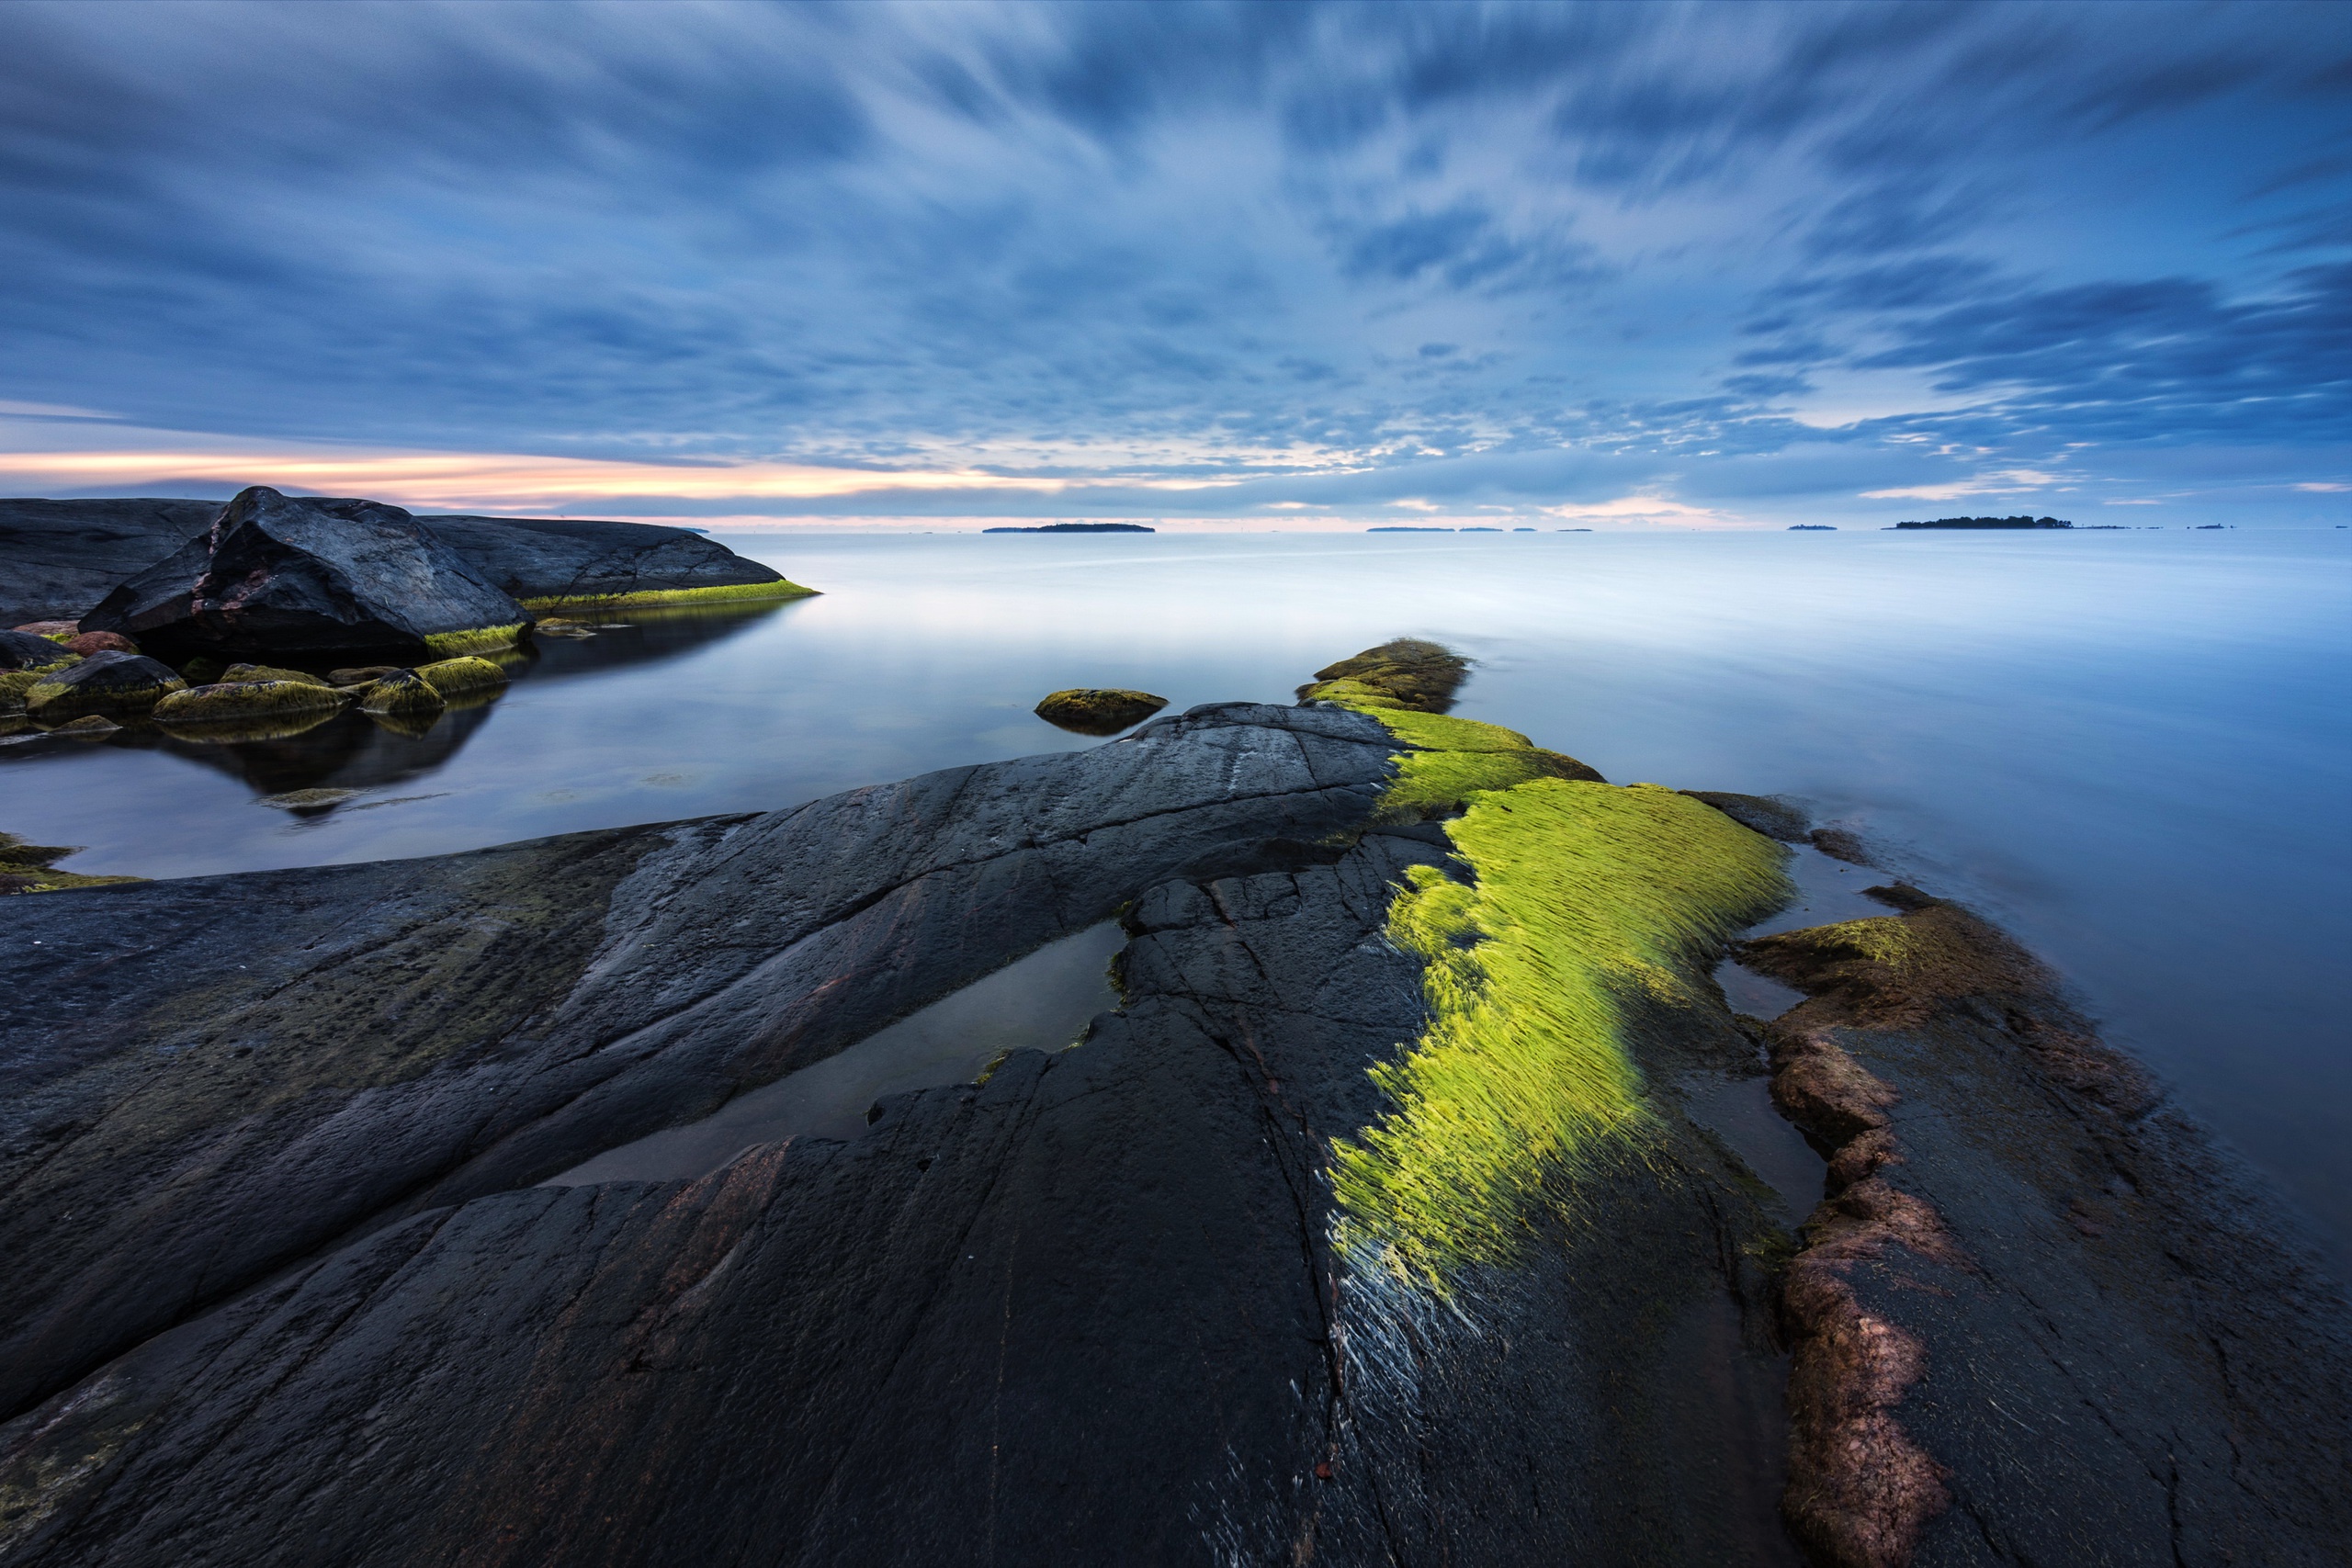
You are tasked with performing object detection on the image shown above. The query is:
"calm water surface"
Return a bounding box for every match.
[6,529,2346,1263]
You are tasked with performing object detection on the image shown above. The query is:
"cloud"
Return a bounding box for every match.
[0,1,2343,525]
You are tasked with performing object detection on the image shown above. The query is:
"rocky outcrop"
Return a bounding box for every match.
[1295,637,1471,711]
[0,651,2344,1568]
[1034,686,1169,734]
[417,513,812,610]
[20,651,184,722]
[80,488,529,662]
[0,499,220,625]
[1741,890,2352,1567]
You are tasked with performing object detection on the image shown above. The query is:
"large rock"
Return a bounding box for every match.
[0,498,220,625]
[416,513,809,609]
[82,487,529,662]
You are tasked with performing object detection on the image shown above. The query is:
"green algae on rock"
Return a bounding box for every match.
[0,658,80,715]
[421,622,528,659]
[1035,687,1170,736]
[358,668,447,724]
[219,662,330,688]
[414,655,509,700]
[23,652,185,722]
[1295,637,1469,712]
[517,580,817,613]
[154,680,347,728]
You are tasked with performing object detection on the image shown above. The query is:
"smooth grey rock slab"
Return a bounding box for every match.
[417,513,789,604]
[0,498,219,626]
[0,703,1394,1423]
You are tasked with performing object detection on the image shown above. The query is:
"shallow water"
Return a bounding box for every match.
[547,921,1125,1185]
[5,528,2346,1265]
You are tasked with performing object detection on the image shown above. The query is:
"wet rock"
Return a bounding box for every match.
[327,664,401,687]
[22,650,185,722]
[1034,686,1169,735]
[417,513,808,609]
[414,655,508,700]
[530,617,596,638]
[154,680,348,729]
[0,628,74,670]
[81,486,529,663]
[220,662,330,687]
[356,668,446,723]
[0,831,140,896]
[0,498,220,624]
[1683,790,1812,843]
[256,787,366,811]
[1808,826,1874,866]
[61,630,138,657]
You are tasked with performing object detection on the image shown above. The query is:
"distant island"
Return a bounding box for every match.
[1367,526,1454,532]
[982,523,1155,533]
[1788,525,1837,531]
[1892,515,2072,530]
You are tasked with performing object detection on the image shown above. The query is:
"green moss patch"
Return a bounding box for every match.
[1322,679,1791,1292]
[0,660,81,715]
[220,662,331,688]
[154,681,346,728]
[1296,637,1467,711]
[415,655,509,699]
[0,831,141,896]
[422,622,527,658]
[517,580,817,613]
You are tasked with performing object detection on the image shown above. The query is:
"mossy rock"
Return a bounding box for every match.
[179,656,229,686]
[221,662,333,688]
[518,580,818,613]
[329,665,402,687]
[1035,688,1170,736]
[422,623,528,659]
[24,651,187,722]
[0,829,141,895]
[415,656,509,699]
[1296,638,1468,713]
[0,628,77,671]
[155,680,349,730]
[359,668,447,721]
[0,660,81,716]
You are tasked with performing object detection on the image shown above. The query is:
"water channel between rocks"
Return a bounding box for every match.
[548,920,1127,1186]
[1686,841,1894,1218]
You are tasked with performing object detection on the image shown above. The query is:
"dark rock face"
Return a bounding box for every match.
[81,487,527,661]
[416,513,793,606]
[21,650,185,721]
[0,629,73,671]
[0,498,220,625]
[0,688,2345,1567]
[1742,893,2352,1567]
[1034,686,1169,734]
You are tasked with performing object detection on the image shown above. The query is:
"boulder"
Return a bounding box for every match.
[416,513,809,610]
[0,628,75,671]
[1034,687,1170,735]
[357,668,446,721]
[0,498,220,625]
[414,656,508,700]
[154,681,349,728]
[220,662,331,688]
[61,630,138,657]
[22,650,185,722]
[81,487,530,663]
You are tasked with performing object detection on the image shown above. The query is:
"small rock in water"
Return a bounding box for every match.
[358,668,447,721]
[534,618,596,639]
[329,665,402,687]
[44,716,121,738]
[24,651,187,722]
[222,662,332,688]
[258,787,365,811]
[1035,687,1170,736]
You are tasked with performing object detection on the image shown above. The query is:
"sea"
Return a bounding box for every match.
[7,526,2346,1269]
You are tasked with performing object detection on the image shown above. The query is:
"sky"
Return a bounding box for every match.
[1,0,2346,530]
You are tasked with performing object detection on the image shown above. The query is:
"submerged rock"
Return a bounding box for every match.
[1683,790,1812,843]
[1034,686,1169,734]
[327,664,401,687]
[1296,636,1470,711]
[22,650,185,721]
[81,486,529,663]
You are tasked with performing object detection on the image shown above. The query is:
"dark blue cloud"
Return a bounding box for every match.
[0,0,2345,524]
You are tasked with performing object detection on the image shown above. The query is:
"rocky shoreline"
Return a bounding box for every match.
[0,641,2343,1566]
